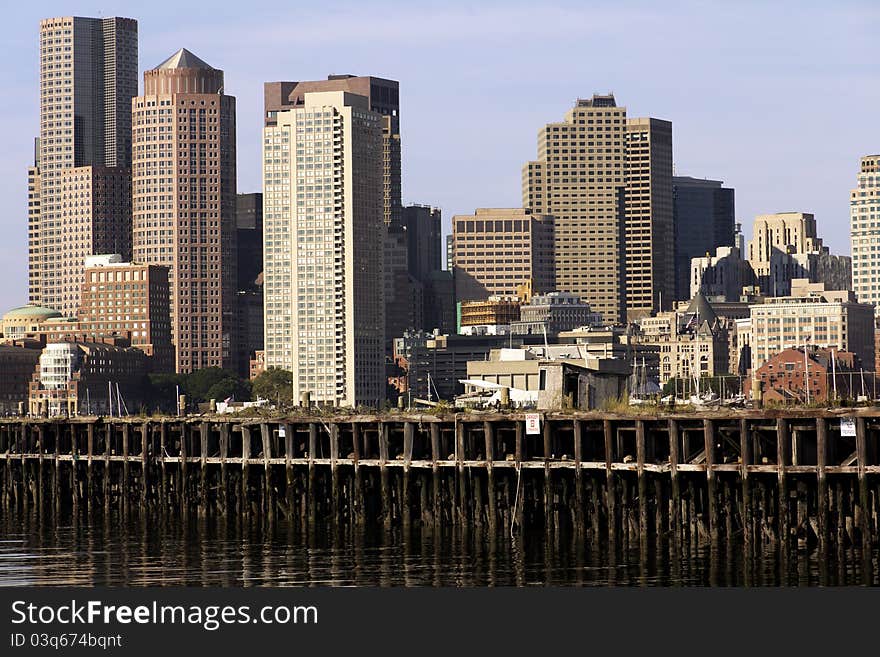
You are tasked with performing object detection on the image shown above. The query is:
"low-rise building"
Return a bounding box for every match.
[1,305,63,341]
[511,292,602,335]
[462,346,629,410]
[747,347,877,403]
[459,297,520,335]
[635,293,730,387]
[749,279,874,376]
[0,342,43,415]
[28,339,148,417]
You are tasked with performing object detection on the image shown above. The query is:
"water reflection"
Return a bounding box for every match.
[0,511,877,587]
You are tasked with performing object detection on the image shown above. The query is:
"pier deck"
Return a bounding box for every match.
[1,409,878,552]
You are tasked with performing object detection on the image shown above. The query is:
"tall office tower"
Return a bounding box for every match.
[27,139,41,304]
[132,49,237,373]
[402,205,442,282]
[235,193,264,377]
[672,176,735,301]
[32,16,138,315]
[523,94,626,324]
[851,155,880,311]
[263,91,385,407]
[624,118,673,320]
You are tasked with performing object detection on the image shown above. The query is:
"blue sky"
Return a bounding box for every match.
[1,0,878,311]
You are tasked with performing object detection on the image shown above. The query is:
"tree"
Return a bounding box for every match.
[252,367,294,406]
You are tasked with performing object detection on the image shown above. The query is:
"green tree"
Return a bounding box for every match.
[252,367,294,406]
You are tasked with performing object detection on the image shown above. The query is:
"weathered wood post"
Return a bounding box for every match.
[219,423,229,515]
[668,419,681,546]
[603,419,617,545]
[776,417,790,547]
[121,422,130,517]
[573,419,584,536]
[85,422,94,511]
[330,422,340,523]
[159,422,168,514]
[141,422,150,510]
[430,422,441,527]
[816,417,828,555]
[179,422,188,511]
[855,417,872,553]
[308,423,317,526]
[284,423,295,522]
[402,421,413,529]
[484,420,496,534]
[739,418,752,557]
[261,423,273,520]
[514,419,524,532]
[636,420,648,543]
[351,422,363,525]
[200,422,209,514]
[241,424,251,517]
[378,421,390,528]
[703,419,718,542]
[543,416,553,534]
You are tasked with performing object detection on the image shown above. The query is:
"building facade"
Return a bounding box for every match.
[749,280,874,375]
[76,255,174,372]
[402,205,442,282]
[746,212,851,297]
[263,90,385,407]
[851,155,880,311]
[452,208,554,302]
[131,49,237,373]
[31,16,138,315]
[511,292,603,336]
[672,176,735,301]
[690,246,751,301]
[235,193,264,378]
[459,297,520,335]
[0,344,43,415]
[28,340,148,417]
[624,118,674,320]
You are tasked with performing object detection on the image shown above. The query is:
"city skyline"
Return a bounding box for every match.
[2,1,879,313]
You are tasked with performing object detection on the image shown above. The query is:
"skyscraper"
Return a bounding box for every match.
[624,118,673,319]
[402,205,442,282]
[851,155,880,311]
[131,49,237,373]
[31,16,138,315]
[263,90,385,407]
[672,176,735,301]
[523,95,673,324]
[265,76,402,357]
[523,94,626,324]
[235,193,264,378]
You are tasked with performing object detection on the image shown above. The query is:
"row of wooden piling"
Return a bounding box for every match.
[0,412,878,553]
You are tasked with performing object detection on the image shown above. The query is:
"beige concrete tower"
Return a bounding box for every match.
[523,95,626,324]
[624,117,674,320]
[131,49,237,373]
[263,91,385,407]
[452,209,555,301]
[32,16,138,315]
[851,155,880,311]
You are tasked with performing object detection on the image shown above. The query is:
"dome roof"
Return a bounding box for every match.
[2,305,63,321]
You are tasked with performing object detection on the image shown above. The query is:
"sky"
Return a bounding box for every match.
[1,0,878,312]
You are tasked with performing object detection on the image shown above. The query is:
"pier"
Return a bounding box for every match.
[1,410,878,558]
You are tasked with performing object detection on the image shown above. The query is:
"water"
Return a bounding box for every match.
[1,511,877,586]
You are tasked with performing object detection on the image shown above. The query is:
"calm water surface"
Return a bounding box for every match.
[0,511,876,586]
